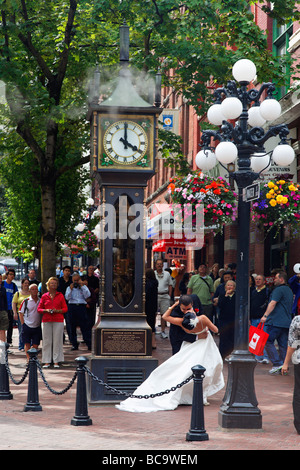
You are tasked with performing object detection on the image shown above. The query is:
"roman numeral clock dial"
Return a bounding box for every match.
[103,120,148,166]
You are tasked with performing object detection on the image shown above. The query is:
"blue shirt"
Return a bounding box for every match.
[65,285,90,304]
[266,285,293,329]
[4,280,18,310]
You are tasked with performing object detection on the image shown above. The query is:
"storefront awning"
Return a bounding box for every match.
[152,238,186,252]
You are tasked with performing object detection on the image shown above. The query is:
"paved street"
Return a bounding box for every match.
[0,326,299,452]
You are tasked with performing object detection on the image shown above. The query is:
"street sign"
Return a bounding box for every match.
[165,245,187,259]
[243,182,260,202]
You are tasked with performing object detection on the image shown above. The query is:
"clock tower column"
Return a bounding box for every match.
[87,23,162,403]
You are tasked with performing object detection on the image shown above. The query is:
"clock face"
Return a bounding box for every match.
[103,120,148,165]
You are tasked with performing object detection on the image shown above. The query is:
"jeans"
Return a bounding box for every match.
[264,324,289,367]
[250,318,269,361]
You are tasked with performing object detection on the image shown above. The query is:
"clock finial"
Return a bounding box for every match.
[155,69,162,107]
[120,20,129,65]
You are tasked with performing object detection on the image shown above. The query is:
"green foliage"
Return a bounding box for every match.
[257,0,300,25]
[0,0,296,263]
[158,128,190,176]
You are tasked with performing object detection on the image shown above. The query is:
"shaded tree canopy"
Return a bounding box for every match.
[0,0,296,281]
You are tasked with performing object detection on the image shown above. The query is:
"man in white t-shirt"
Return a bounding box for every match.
[19,284,41,361]
[154,259,173,339]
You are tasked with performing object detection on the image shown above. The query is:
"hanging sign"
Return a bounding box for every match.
[164,245,187,260]
[243,182,260,202]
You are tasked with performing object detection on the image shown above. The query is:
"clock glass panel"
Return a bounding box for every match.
[103,120,148,165]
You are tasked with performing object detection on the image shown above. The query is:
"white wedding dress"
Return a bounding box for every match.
[116,330,224,413]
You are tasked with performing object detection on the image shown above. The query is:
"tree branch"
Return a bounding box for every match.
[16,120,45,166]
[18,1,54,83]
[56,0,78,90]
[55,154,90,178]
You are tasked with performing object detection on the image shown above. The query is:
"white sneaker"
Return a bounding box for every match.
[269,365,282,374]
[161,331,168,339]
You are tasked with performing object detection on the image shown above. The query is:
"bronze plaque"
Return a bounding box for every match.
[101,329,147,356]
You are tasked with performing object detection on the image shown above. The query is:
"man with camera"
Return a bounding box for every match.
[65,273,91,351]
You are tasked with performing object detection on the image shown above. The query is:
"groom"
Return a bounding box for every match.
[167,294,207,355]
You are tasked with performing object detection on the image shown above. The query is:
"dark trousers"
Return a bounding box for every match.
[293,364,300,433]
[6,310,13,344]
[218,320,235,359]
[68,304,91,349]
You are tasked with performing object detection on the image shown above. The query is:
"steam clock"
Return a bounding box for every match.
[87,24,162,403]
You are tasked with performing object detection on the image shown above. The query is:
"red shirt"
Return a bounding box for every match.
[37,291,68,323]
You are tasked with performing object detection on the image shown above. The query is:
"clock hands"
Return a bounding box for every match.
[123,122,128,149]
[120,124,137,150]
[119,137,138,151]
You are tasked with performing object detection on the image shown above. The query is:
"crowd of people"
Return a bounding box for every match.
[1,258,300,429]
[146,260,300,376]
[0,265,100,368]
[142,259,300,428]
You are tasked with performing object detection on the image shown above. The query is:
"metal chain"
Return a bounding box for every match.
[84,365,193,399]
[4,350,30,385]
[35,359,78,395]
[4,349,193,400]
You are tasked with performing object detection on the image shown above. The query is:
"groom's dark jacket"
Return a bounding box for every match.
[169,294,202,355]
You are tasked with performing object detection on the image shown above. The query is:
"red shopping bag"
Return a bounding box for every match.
[249,322,269,356]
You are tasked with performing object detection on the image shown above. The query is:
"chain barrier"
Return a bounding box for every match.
[35,359,78,395]
[5,350,30,385]
[1,343,207,439]
[84,364,194,399]
[2,344,194,401]
[4,348,77,395]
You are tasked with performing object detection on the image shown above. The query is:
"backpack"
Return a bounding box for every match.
[20,298,29,316]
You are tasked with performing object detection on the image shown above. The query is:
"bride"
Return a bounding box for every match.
[116,297,224,413]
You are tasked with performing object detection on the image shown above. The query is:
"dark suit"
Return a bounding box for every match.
[169,294,202,355]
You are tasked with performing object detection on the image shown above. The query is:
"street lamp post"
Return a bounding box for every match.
[196,59,295,429]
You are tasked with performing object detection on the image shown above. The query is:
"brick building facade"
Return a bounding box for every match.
[145,3,300,278]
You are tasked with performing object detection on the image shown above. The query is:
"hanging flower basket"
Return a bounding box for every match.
[76,230,100,258]
[168,172,238,235]
[252,179,300,238]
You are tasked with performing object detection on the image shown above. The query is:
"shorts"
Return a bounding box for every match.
[22,323,42,345]
[0,310,9,330]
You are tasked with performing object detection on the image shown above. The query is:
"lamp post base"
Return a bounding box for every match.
[218,351,262,430]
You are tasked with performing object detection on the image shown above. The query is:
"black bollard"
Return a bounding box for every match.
[0,342,13,400]
[24,348,42,412]
[186,364,209,441]
[71,356,92,426]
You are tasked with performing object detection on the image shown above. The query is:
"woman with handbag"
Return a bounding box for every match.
[250,274,270,363]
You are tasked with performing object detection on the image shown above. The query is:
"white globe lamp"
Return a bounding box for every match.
[221,97,243,120]
[250,153,271,173]
[272,144,295,166]
[259,99,281,121]
[195,149,217,171]
[293,263,300,274]
[232,59,257,83]
[207,104,226,126]
[248,106,266,127]
[215,141,238,164]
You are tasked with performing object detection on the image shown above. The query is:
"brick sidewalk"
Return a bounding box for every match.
[0,327,299,451]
